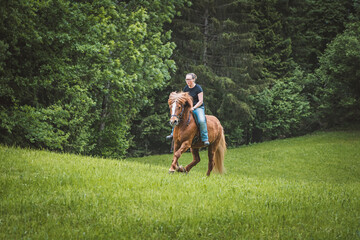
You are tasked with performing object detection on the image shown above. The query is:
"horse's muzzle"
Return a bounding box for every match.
[170,117,179,126]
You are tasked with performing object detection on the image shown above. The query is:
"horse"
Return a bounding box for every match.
[168,91,226,176]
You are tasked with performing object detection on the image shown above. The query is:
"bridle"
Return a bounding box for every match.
[171,104,185,121]
[170,100,192,126]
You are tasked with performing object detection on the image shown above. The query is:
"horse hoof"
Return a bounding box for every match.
[177,165,187,173]
[168,170,175,174]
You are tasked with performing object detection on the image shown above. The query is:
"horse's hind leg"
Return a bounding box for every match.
[207,145,217,176]
[185,148,201,173]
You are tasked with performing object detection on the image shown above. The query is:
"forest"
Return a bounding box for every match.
[1,0,359,158]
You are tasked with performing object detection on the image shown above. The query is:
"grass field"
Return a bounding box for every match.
[1,128,360,239]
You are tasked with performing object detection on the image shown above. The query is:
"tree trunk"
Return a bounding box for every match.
[98,81,110,145]
[203,7,209,66]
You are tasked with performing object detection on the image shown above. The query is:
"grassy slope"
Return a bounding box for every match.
[1,129,360,239]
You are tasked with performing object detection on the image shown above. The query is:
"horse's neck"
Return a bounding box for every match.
[179,108,192,127]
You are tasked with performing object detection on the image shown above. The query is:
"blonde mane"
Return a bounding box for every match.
[168,92,193,108]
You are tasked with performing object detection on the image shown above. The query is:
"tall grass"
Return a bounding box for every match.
[1,129,360,239]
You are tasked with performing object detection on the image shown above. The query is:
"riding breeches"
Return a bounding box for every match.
[193,106,209,142]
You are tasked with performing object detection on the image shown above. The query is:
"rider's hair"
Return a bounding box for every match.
[187,73,197,81]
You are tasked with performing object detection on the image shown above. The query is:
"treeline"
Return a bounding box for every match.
[128,0,360,156]
[0,0,187,158]
[1,0,359,158]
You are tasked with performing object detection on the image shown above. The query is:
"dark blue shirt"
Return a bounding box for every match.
[183,84,204,107]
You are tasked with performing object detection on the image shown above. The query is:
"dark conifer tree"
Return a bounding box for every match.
[251,0,294,82]
[283,0,355,71]
[169,0,265,145]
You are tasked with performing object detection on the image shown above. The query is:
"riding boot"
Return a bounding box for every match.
[166,127,174,141]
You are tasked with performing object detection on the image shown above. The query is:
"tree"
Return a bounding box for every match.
[251,68,311,141]
[315,21,360,126]
[251,0,294,82]
[283,0,355,71]
[0,0,187,158]
[0,0,96,153]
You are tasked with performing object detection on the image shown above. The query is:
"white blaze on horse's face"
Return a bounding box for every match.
[171,100,177,116]
[170,100,180,126]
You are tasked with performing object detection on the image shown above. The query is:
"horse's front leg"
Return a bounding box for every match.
[185,148,201,173]
[169,141,191,173]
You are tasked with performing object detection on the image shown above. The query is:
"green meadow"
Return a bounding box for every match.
[1,128,360,239]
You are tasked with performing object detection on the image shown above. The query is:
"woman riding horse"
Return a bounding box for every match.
[167,89,226,176]
[166,73,210,146]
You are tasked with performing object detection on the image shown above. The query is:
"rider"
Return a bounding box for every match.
[166,73,210,146]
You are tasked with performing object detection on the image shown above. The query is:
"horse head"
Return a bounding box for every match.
[168,92,193,126]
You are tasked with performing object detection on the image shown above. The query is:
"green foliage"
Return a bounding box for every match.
[131,0,359,153]
[1,128,360,238]
[251,0,294,82]
[251,68,311,141]
[128,90,172,156]
[315,21,360,125]
[0,105,68,150]
[1,0,358,156]
[284,0,355,71]
[167,0,265,146]
[0,0,188,157]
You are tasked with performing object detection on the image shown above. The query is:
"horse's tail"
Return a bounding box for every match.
[213,127,226,174]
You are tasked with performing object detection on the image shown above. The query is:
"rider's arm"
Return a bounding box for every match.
[192,92,203,110]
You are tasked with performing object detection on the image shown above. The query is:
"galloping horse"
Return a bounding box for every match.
[168,92,226,176]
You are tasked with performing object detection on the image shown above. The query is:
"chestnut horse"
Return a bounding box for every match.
[168,92,226,176]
